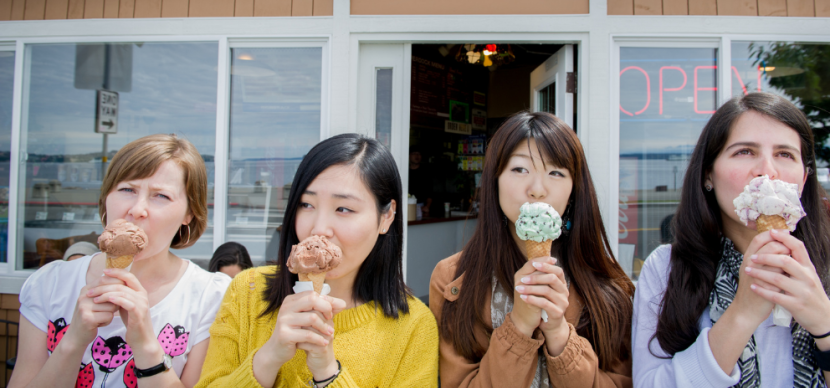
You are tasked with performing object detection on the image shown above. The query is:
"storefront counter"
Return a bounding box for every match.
[405,216,477,299]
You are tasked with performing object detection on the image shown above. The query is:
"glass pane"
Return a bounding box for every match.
[227,47,322,264]
[618,47,718,279]
[18,42,218,270]
[731,41,830,190]
[0,51,12,263]
[538,82,555,114]
[375,68,393,148]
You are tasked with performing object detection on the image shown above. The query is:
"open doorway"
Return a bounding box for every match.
[405,43,577,299]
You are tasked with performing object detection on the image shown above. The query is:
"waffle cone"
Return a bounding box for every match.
[525,240,553,260]
[106,254,133,269]
[299,272,326,294]
[756,214,788,232]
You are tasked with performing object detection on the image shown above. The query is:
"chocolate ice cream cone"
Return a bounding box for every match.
[106,254,133,269]
[525,240,553,260]
[300,272,326,294]
[756,214,788,232]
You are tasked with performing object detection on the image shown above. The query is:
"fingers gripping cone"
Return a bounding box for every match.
[525,240,553,261]
[755,214,793,326]
[300,272,326,294]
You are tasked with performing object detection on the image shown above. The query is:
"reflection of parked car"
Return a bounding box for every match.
[33,231,99,268]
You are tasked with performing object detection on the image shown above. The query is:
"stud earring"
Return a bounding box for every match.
[382,228,387,233]
[705,184,713,192]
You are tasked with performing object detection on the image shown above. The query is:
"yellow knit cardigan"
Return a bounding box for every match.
[195,266,439,388]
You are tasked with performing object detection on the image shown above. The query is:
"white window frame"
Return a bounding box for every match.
[0,35,330,289]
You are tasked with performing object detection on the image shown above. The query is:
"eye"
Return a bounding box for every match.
[118,187,135,193]
[549,170,566,177]
[734,148,753,156]
[777,151,796,160]
[511,167,528,174]
[336,207,354,213]
[299,202,313,209]
[156,193,171,200]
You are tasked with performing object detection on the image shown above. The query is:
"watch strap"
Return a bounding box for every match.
[134,354,172,378]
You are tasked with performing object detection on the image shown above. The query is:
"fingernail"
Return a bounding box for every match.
[750,284,757,290]
[103,268,111,273]
[521,277,531,284]
[329,326,335,334]
[771,229,777,234]
[532,262,542,269]
[745,266,752,273]
[515,286,525,292]
[750,254,758,260]
[550,257,557,264]
[520,294,528,300]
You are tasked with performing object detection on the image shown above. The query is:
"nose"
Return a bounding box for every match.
[528,175,547,200]
[752,155,778,180]
[127,196,149,220]
[309,212,335,238]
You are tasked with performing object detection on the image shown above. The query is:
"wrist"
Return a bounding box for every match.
[543,321,570,357]
[132,343,166,370]
[508,313,535,338]
[311,360,341,388]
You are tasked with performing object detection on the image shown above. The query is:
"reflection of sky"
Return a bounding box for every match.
[229,47,321,162]
[619,47,717,155]
[731,41,801,107]
[25,42,218,158]
[0,52,13,155]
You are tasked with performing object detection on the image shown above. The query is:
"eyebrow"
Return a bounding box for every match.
[725,141,800,153]
[511,153,555,166]
[304,190,362,201]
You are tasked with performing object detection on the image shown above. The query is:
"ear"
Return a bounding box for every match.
[704,172,713,189]
[379,200,397,234]
[183,211,194,226]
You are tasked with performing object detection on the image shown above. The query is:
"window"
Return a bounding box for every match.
[17,42,218,270]
[617,46,718,279]
[0,48,12,263]
[226,47,323,263]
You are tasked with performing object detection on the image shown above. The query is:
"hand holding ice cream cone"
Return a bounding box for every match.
[733,175,806,326]
[98,219,148,272]
[515,202,564,322]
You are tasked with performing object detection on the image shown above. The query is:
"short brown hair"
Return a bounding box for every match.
[99,134,208,249]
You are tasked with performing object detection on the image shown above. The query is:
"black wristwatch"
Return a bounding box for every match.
[134,354,173,378]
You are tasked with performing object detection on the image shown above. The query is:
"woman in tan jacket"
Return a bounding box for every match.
[430,111,634,388]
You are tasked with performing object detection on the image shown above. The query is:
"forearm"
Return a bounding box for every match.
[22,340,87,388]
[134,344,185,388]
[708,307,757,376]
[252,342,284,388]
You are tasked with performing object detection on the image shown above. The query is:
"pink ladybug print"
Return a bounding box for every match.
[157,323,189,357]
[47,318,69,353]
[91,336,133,372]
[123,359,137,388]
[75,363,94,388]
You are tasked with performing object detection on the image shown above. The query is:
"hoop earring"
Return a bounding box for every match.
[180,224,191,245]
[101,211,106,225]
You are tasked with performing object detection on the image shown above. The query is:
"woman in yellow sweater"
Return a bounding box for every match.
[196,134,439,388]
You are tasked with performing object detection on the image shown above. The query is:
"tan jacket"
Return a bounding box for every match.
[429,253,632,388]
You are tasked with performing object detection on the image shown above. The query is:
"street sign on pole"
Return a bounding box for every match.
[96,90,118,134]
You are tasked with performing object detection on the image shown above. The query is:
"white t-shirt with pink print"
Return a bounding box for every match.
[20,254,231,388]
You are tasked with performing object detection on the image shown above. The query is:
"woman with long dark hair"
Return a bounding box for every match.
[197,134,438,387]
[208,242,253,278]
[430,111,635,387]
[633,92,830,387]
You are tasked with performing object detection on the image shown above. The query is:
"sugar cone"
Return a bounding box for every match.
[756,214,788,232]
[525,240,553,260]
[106,255,133,269]
[300,272,326,294]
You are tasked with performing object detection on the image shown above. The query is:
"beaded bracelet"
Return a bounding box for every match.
[309,360,341,388]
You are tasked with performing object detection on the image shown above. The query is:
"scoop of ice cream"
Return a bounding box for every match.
[515,202,563,242]
[733,175,806,232]
[98,219,148,256]
[287,235,342,274]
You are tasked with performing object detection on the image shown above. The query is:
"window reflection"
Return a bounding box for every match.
[618,47,717,279]
[227,47,322,264]
[19,42,217,269]
[0,51,12,263]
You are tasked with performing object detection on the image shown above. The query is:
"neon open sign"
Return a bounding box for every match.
[620,65,763,116]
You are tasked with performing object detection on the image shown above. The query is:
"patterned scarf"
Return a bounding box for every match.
[708,238,826,388]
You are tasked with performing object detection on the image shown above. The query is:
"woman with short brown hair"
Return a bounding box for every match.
[11,134,230,388]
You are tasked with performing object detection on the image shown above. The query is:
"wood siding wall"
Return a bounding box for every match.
[0,0,333,19]
[609,0,830,16]
[0,294,19,388]
[350,0,588,15]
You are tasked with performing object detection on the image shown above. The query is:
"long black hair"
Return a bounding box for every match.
[208,242,253,273]
[655,92,830,355]
[261,133,410,318]
[442,111,635,367]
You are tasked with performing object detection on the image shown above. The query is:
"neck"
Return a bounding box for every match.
[721,211,757,254]
[325,272,360,309]
[130,250,183,289]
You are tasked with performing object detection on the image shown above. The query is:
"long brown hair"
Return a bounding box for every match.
[655,92,830,355]
[440,111,635,368]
